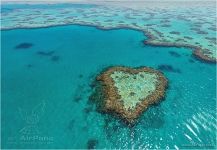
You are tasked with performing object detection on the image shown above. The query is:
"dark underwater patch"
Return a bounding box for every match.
[161,24,171,27]
[87,139,98,149]
[169,31,180,35]
[169,51,181,57]
[205,37,216,43]
[15,43,33,49]
[190,27,200,32]
[51,55,60,62]
[78,74,83,78]
[67,119,74,131]
[73,85,86,103]
[36,50,55,56]
[26,64,33,68]
[146,23,155,26]
[83,106,93,114]
[160,19,170,23]
[208,27,216,31]
[74,96,82,102]
[196,30,208,35]
[184,36,193,40]
[158,65,181,73]
[189,59,195,63]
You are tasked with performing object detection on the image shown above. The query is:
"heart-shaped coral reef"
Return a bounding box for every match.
[91,66,168,124]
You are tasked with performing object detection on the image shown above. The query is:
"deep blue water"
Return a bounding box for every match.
[1,25,216,149]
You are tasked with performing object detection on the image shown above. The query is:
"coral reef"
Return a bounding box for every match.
[91,66,168,123]
[193,49,217,63]
[2,2,216,63]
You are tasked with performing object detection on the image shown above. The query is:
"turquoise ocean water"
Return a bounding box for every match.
[1,25,216,149]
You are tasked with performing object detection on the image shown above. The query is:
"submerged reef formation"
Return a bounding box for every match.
[90,66,168,123]
[2,1,216,63]
[15,43,33,49]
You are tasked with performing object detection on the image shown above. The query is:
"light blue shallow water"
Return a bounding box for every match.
[1,25,216,149]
